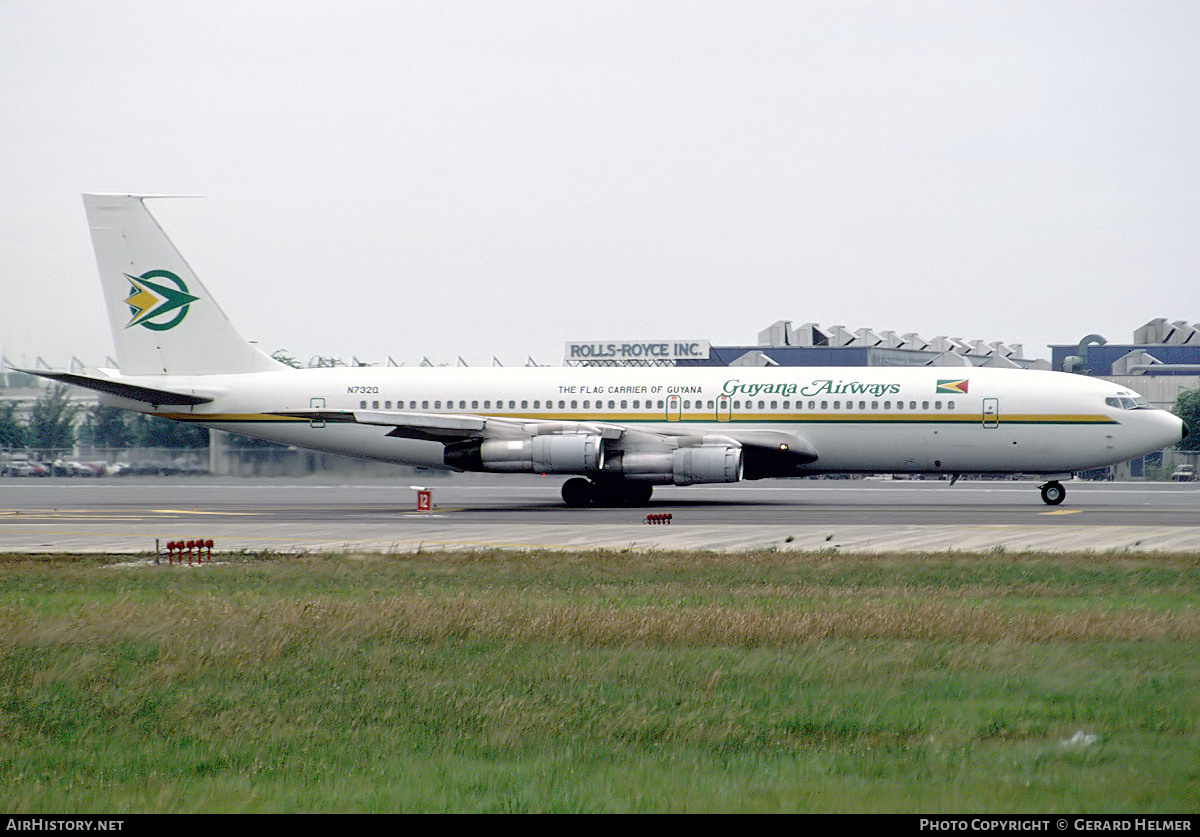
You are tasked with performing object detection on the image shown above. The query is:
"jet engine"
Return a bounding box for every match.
[444,434,604,473]
[609,444,743,485]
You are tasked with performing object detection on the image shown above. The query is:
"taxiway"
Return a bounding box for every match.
[4,474,1200,555]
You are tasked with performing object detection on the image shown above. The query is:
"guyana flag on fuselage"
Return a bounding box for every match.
[936,379,969,394]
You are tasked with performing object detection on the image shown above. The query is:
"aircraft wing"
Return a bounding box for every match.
[280,408,819,476]
[282,408,626,444]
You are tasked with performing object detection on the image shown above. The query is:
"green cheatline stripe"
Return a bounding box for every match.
[154,411,1120,427]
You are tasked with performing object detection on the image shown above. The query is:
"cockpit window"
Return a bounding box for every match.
[1106,395,1151,410]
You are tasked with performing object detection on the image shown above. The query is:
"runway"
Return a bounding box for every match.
[4,474,1200,555]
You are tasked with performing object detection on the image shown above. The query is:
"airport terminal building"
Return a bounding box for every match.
[566,321,1051,370]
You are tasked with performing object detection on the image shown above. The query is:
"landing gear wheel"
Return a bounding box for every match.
[626,483,654,507]
[1040,480,1066,506]
[592,480,655,507]
[561,478,594,508]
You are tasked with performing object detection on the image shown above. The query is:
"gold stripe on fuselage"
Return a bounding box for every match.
[152,411,1119,426]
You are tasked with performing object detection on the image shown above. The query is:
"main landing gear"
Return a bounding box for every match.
[1039,480,1066,506]
[562,477,654,508]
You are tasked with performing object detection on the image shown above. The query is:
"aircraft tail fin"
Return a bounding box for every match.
[83,194,280,376]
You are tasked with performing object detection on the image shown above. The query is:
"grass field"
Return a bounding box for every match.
[1,548,1198,813]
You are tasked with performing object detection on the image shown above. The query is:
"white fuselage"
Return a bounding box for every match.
[104,364,1183,477]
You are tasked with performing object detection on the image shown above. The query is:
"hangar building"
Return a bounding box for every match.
[566,321,1051,370]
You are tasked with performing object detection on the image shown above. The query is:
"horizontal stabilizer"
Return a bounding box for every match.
[15,369,214,407]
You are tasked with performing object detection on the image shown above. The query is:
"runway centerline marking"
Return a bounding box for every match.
[152,509,262,516]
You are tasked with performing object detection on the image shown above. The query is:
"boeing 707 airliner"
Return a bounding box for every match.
[21,194,1187,507]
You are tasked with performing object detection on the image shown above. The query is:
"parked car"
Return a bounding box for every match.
[1171,464,1195,482]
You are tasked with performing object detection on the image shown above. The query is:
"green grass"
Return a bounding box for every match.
[1,549,1198,812]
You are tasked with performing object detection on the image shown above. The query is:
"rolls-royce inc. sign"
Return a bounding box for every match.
[565,341,711,361]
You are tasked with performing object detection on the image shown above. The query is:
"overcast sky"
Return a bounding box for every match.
[2,1,1198,369]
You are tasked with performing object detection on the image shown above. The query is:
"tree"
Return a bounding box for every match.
[25,386,80,452]
[1171,388,1200,453]
[0,400,25,448]
[85,405,135,450]
[127,412,209,449]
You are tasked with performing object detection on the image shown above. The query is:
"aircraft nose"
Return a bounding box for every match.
[1144,409,1188,453]
[1163,411,1188,447]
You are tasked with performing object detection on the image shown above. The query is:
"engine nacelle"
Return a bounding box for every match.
[444,434,604,473]
[672,445,743,485]
[612,445,743,486]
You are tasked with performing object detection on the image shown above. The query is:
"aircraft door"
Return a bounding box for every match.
[982,398,999,429]
[716,395,731,422]
[666,395,682,422]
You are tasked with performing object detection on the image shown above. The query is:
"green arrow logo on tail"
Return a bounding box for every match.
[123,270,200,331]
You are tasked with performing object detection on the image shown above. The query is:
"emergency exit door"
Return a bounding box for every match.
[982,397,999,428]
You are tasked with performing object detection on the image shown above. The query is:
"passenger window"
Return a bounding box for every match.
[570,400,577,409]
[422,400,429,409]
[833,401,840,409]
[359,400,367,409]
[922,401,929,410]
[521,400,528,409]
[608,400,615,409]
[948,400,955,409]
[472,400,479,409]
[372,400,379,409]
